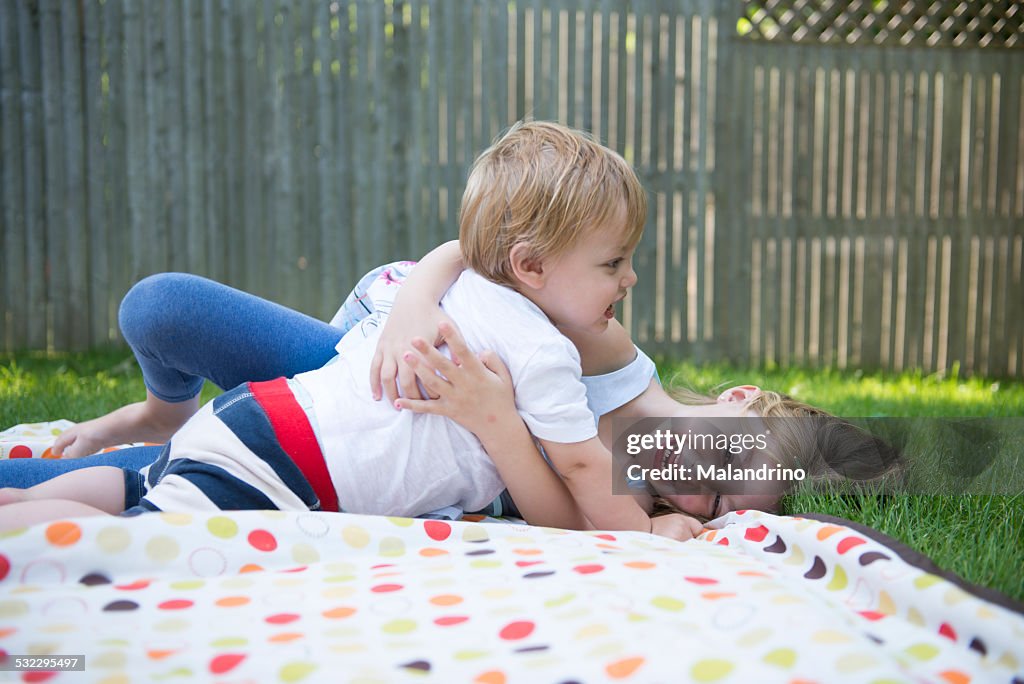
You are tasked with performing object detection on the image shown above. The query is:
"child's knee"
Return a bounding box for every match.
[119,273,199,345]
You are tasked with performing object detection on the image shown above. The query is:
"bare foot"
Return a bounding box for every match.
[52,394,200,459]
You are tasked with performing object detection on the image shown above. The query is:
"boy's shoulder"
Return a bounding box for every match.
[447,271,551,327]
[444,271,580,364]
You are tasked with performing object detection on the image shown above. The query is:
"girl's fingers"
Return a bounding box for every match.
[379,357,400,405]
[477,350,512,382]
[401,351,449,395]
[411,337,462,376]
[397,362,424,400]
[393,396,444,415]
[369,351,384,401]
[437,322,474,365]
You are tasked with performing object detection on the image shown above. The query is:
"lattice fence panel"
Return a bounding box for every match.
[739,0,1023,47]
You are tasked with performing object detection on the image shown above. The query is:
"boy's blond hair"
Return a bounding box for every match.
[459,120,647,287]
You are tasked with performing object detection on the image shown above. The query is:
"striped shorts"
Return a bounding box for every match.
[123,378,339,515]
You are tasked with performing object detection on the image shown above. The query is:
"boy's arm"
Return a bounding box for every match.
[538,438,651,532]
[397,323,590,530]
[370,240,464,403]
[539,439,704,539]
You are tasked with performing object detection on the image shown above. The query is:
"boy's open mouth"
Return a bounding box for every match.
[604,303,615,319]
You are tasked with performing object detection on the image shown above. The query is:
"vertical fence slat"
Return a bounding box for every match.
[658,1,676,347]
[23,0,46,350]
[406,0,425,258]
[140,0,158,278]
[82,0,108,346]
[906,63,931,371]
[219,0,242,286]
[597,0,611,145]
[777,45,796,367]
[580,0,594,134]
[335,1,356,288]
[858,48,884,370]
[103,0,128,335]
[59,0,87,350]
[123,0,146,289]
[203,0,225,282]
[731,0,754,366]
[1,1,26,350]
[425,0,442,248]
[315,0,337,312]
[513,0,526,121]
[181,0,203,277]
[239,1,262,294]
[636,0,658,347]
[442,0,458,233]
[368,0,386,263]
[40,0,66,350]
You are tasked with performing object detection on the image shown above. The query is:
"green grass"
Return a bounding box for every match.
[0,349,222,428]
[659,358,1024,603]
[3,351,1023,602]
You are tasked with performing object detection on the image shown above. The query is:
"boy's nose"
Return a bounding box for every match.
[622,263,638,288]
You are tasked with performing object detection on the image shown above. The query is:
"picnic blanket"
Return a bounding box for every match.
[1,507,1022,683]
[0,421,77,460]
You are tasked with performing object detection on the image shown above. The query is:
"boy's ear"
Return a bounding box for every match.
[509,242,547,289]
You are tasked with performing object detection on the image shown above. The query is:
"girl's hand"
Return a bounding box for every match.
[368,241,465,404]
[370,298,455,404]
[649,513,705,542]
[395,321,518,436]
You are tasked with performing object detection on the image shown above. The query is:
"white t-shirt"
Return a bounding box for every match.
[295,270,596,517]
[581,345,657,419]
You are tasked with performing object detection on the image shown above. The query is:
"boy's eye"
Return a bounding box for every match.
[606,259,622,269]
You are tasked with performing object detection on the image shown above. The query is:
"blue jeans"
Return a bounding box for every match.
[0,273,344,488]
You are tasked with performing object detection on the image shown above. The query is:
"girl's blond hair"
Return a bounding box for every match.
[651,385,905,520]
[459,120,647,287]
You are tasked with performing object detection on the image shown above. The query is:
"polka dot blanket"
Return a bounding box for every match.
[1,509,1022,683]
[0,422,77,460]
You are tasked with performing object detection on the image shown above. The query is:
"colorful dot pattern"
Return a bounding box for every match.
[0,421,159,460]
[0,421,77,460]
[0,510,1022,682]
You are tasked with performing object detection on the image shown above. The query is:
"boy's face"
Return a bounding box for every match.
[531,203,638,335]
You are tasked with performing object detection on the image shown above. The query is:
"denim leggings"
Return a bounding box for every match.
[0,273,344,488]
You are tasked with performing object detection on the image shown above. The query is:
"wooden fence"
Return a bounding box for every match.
[1,0,1022,378]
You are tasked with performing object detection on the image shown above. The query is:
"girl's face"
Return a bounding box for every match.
[655,385,786,520]
[657,461,786,520]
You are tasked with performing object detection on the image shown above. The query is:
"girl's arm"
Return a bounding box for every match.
[370,240,464,403]
[558,319,637,376]
[397,322,590,530]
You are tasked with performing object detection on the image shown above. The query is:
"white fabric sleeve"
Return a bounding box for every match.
[513,341,598,444]
[581,345,659,418]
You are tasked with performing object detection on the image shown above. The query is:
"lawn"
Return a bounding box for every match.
[2,349,1023,602]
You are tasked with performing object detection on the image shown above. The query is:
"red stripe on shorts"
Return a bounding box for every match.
[247,377,339,513]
